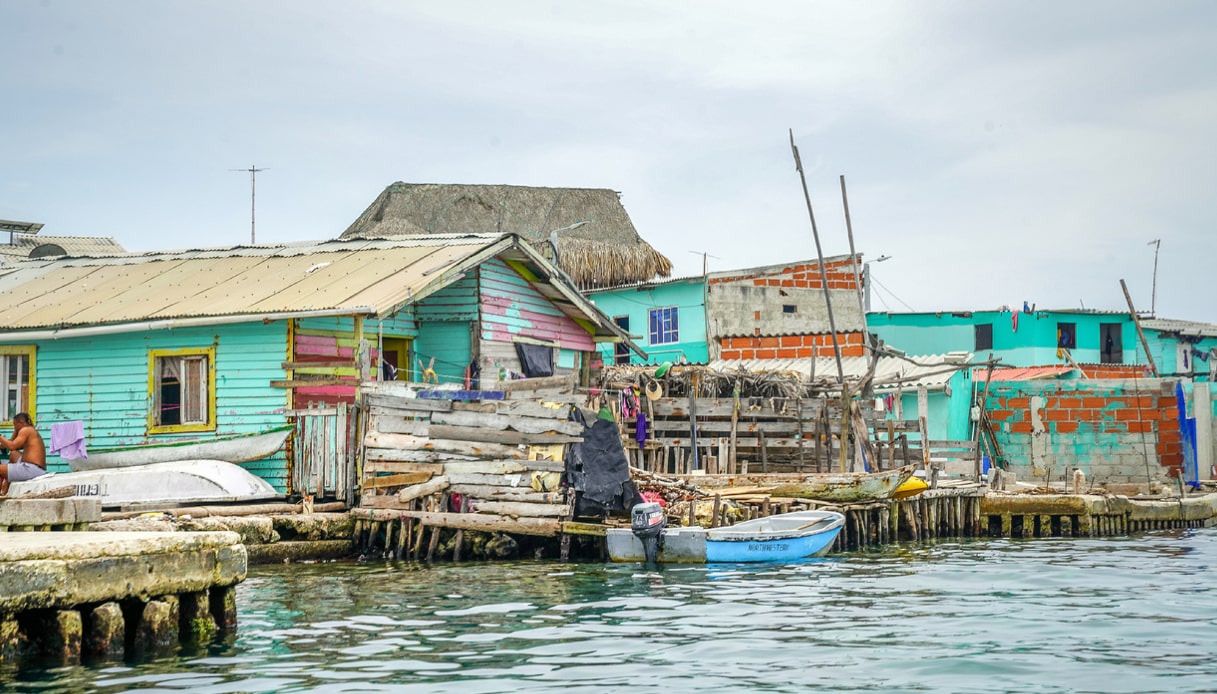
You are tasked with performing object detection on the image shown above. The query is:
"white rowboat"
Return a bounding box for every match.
[67,426,292,472]
[10,459,283,509]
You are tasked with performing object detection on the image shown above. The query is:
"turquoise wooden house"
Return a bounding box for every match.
[585,276,710,366]
[0,234,637,494]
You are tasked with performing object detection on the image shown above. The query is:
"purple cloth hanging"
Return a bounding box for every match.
[635,412,649,444]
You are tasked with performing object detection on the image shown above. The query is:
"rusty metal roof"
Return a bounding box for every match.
[0,234,634,350]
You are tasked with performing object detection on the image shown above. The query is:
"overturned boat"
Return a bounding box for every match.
[10,459,282,509]
[67,426,293,472]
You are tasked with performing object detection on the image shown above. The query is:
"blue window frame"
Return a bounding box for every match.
[649,307,679,345]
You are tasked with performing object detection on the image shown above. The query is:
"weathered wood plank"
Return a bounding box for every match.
[364,393,453,412]
[472,501,571,518]
[271,378,352,388]
[445,472,531,487]
[395,475,450,503]
[364,471,434,489]
[559,521,608,536]
[364,460,443,474]
[363,432,527,459]
[493,400,574,420]
[448,485,565,503]
[372,417,431,436]
[426,424,582,445]
[364,448,478,463]
[443,460,530,475]
[430,410,585,435]
[494,374,576,392]
[351,509,561,536]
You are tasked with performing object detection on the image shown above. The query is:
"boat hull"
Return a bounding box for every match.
[69,426,292,471]
[607,510,845,563]
[699,465,916,503]
[11,459,283,509]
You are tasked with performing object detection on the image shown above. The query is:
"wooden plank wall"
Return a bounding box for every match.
[617,395,978,476]
[357,381,581,537]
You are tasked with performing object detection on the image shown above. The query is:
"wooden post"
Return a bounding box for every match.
[839,385,851,473]
[1120,279,1159,377]
[917,386,931,483]
[789,130,845,382]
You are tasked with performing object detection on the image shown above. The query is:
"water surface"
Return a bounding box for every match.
[8,529,1217,693]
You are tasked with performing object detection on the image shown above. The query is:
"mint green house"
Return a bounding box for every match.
[0,234,635,495]
[868,309,1217,381]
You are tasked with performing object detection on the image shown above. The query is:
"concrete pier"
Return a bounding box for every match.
[0,531,246,664]
[0,498,101,531]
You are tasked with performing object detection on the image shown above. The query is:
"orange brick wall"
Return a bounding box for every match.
[708,257,861,292]
[984,380,1186,484]
[718,331,867,360]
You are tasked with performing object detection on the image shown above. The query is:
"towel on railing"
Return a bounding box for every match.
[50,420,88,460]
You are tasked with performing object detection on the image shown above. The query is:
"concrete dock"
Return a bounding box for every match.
[0,530,246,664]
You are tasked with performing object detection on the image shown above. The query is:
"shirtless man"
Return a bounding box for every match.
[0,413,47,494]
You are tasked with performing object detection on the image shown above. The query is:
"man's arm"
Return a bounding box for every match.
[1,430,30,450]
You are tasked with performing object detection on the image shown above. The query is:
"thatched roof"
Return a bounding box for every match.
[340,182,672,288]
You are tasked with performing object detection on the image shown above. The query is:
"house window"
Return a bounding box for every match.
[783,305,797,314]
[614,316,631,364]
[975,324,993,351]
[649,307,679,345]
[1057,322,1077,350]
[0,346,35,421]
[149,348,215,433]
[1100,323,1123,364]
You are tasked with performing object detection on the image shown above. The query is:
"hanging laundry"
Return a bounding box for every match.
[635,412,649,444]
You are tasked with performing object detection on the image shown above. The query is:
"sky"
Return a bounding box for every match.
[3,1,1215,321]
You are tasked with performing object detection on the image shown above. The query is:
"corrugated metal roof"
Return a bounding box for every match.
[974,366,1075,382]
[1142,318,1217,338]
[706,353,972,392]
[0,235,125,259]
[0,233,594,332]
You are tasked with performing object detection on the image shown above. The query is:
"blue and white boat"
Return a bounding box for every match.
[607,509,845,564]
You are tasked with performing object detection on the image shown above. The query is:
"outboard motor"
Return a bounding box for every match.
[630,501,667,564]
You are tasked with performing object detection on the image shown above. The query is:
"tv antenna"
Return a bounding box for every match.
[230,165,267,244]
[1147,239,1161,315]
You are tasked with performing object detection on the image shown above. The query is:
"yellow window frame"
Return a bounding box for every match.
[148,347,216,434]
[0,345,36,422]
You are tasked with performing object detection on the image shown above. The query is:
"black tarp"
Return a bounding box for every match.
[565,410,641,517]
[514,342,555,378]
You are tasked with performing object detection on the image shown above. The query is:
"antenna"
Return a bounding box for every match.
[1147,239,1161,316]
[230,165,267,244]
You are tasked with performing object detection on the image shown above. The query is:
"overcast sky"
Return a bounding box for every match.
[4,1,1215,321]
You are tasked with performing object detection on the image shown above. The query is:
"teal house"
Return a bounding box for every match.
[0,234,636,493]
[868,309,1217,380]
[585,276,710,365]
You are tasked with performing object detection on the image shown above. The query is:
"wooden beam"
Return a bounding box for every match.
[271,378,353,388]
[350,508,561,536]
[427,424,582,445]
[363,471,433,489]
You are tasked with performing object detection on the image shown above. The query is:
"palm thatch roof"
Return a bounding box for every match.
[340,182,672,288]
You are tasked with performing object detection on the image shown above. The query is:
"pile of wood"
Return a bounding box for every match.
[355,380,584,537]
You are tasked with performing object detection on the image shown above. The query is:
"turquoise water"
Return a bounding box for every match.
[8,529,1217,692]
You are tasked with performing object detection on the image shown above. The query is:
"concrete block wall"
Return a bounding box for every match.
[984,378,1185,487]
